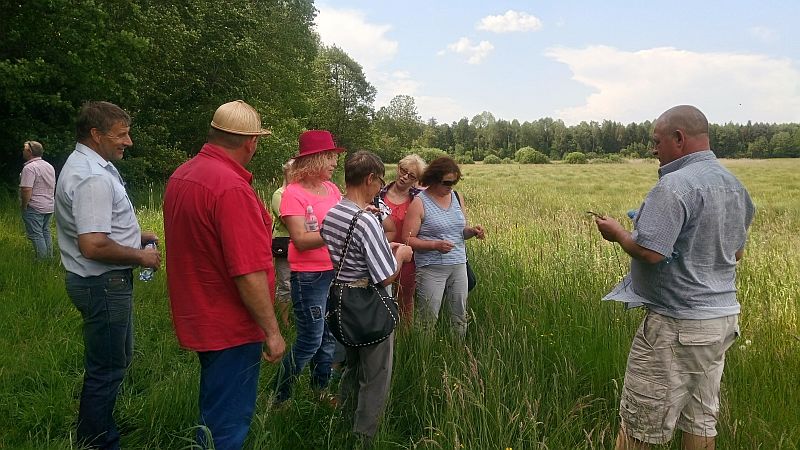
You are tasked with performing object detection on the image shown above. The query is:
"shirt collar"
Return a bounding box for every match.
[23,156,42,166]
[380,181,421,199]
[658,150,716,178]
[75,142,112,168]
[199,143,253,184]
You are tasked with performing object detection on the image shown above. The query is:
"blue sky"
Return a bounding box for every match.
[314,1,800,125]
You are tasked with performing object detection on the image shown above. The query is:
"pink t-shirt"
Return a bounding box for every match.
[280,181,342,272]
[20,157,56,213]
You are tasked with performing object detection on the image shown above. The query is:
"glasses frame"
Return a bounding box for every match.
[397,167,417,182]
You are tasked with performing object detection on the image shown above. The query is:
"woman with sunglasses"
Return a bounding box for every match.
[402,156,485,338]
[377,154,426,323]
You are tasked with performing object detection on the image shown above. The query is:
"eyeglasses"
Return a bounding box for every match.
[441,179,458,187]
[375,174,386,187]
[397,167,417,182]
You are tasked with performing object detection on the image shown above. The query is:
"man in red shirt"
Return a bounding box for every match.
[163,100,285,450]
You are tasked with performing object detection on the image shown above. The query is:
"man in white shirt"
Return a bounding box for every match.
[55,101,160,450]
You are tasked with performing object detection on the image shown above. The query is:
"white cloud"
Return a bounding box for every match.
[314,5,466,123]
[545,45,800,124]
[416,96,465,123]
[748,26,778,43]
[441,37,494,64]
[314,5,398,72]
[477,10,543,33]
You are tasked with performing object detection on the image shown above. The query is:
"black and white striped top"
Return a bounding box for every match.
[321,198,397,284]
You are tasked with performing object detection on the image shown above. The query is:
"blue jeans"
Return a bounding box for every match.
[197,342,262,450]
[275,270,336,401]
[66,269,134,450]
[22,206,52,258]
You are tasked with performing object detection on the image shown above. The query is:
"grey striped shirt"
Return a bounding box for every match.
[321,199,397,285]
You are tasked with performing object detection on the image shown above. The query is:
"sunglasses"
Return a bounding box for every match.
[441,179,458,187]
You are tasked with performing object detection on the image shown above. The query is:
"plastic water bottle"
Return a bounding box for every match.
[627,209,638,220]
[304,205,319,232]
[139,242,157,282]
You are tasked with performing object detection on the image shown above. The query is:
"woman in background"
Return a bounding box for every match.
[378,154,426,323]
[402,156,485,338]
[270,159,293,328]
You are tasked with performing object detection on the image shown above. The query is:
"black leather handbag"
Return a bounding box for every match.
[271,237,289,258]
[326,210,399,347]
[454,191,477,292]
[466,260,477,292]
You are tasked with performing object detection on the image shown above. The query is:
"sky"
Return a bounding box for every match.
[314,0,800,125]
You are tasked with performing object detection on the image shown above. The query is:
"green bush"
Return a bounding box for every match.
[415,147,449,163]
[502,157,514,164]
[515,147,550,164]
[590,154,628,164]
[483,154,502,164]
[564,151,588,164]
[455,154,475,164]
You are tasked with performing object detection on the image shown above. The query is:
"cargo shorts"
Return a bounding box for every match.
[619,311,739,444]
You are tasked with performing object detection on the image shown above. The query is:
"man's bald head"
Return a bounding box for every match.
[655,105,709,138]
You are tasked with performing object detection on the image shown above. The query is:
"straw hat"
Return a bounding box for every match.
[296,130,345,158]
[210,100,271,136]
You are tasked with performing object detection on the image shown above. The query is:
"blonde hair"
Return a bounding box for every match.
[398,154,426,179]
[289,151,334,183]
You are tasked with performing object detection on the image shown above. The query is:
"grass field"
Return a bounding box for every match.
[0,159,798,449]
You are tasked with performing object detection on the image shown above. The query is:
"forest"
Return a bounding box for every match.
[2,0,799,189]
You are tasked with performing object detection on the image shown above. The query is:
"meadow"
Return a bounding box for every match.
[0,159,798,449]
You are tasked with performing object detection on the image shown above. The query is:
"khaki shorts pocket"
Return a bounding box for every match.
[620,372,669,439]
[678,330,721,346]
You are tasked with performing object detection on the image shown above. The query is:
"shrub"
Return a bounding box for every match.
[483,154,502,164]
[415,147,449,163]
[501,157,514,164]
[590,154,627,164]
[564,152,588,164]
[515,147,550,164]
[455,154,475,164]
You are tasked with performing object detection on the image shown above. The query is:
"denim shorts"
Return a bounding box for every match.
[619,311,739,444]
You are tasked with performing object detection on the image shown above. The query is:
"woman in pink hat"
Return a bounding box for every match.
[275,130,344,404]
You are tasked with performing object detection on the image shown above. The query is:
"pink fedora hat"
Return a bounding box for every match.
[296,130,345,158]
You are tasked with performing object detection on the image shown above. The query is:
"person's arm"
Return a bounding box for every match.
[19,187,32,210]
[402,197,454,253]
[78,232,161,268]
[233,271,286,362]
[383,216,397,242]
[595,216,664,264]
[379,243,413,287]
[285,216,326,251]
[735,249,744,261]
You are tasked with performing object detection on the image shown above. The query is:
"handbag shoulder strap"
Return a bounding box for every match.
[334,209,365,282]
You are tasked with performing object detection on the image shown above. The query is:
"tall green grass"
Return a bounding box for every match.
[0,159,797,449]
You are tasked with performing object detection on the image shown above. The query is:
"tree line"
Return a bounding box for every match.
[3,0,799,190]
